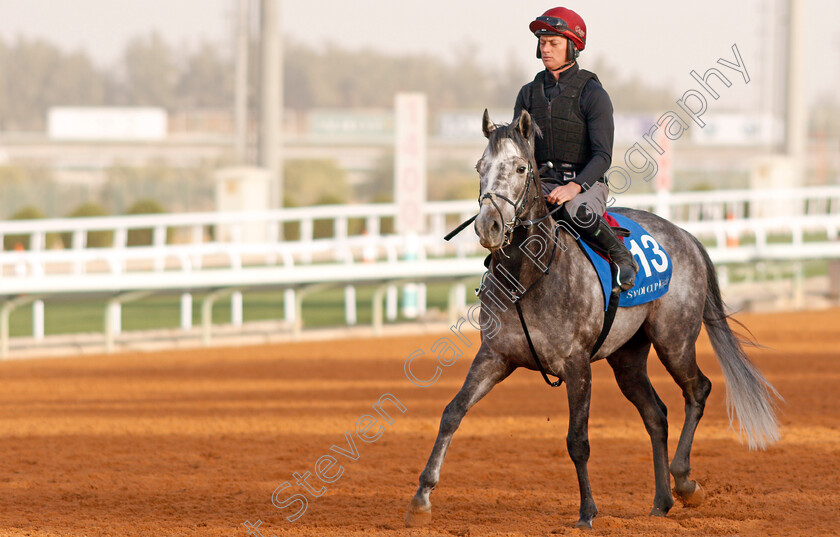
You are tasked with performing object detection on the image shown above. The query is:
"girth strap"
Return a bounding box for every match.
[588,266,621,357]
[515,263,621,388]
[514,301,563,387]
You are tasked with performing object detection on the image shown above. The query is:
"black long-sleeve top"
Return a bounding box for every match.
[514,63,614,189]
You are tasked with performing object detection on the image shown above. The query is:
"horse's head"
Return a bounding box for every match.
[474,109,539,250]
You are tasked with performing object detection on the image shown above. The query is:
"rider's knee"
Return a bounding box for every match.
[560,203,598,234]
[573,204,598,231]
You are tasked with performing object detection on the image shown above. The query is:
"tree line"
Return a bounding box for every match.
[0,34,235,131]
[0,33,681,132]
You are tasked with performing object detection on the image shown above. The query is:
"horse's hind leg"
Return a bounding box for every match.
[405,346,513,527]
[607,329,674,516]
[649,335,712,507]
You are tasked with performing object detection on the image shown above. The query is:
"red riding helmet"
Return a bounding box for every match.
[530,7,587,61]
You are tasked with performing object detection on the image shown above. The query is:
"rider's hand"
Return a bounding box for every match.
[545,182,582,205]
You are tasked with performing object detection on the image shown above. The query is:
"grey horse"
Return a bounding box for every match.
[405,110,781,530]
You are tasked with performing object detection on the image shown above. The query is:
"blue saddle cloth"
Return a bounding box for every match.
[578,212,673,310]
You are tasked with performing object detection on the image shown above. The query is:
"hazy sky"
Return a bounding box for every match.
[1,0,837,110]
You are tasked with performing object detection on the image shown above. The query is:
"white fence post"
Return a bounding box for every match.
[104,300,121,353]
[180,293,193,330]
[455,283,467,313]
[109,302,122,335]
[231,291,243,326]
[418,283,427,316]
[32,300,44,340]
[386,285,398,321]
[345,285,357,326]
[284,288,296,323]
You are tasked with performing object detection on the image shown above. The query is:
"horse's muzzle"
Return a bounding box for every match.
[475,205,506,250]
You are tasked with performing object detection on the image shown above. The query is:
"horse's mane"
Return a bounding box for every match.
[486,118,542,161]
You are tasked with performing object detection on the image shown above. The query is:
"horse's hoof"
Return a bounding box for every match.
[574,518,594,530]
[650,495,674,517]
[404,497,432,528]
[650,506,669,517]
[675,481,705,507]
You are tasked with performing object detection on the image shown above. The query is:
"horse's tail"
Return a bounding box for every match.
[690,233,782,450]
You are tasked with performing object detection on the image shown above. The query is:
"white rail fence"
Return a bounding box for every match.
[2,186,840,255]
[1,186,839,357]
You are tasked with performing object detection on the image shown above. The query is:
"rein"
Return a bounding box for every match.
[443,162,554,243]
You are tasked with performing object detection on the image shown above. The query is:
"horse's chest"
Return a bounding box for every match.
[485,307,575,368]
[483,279,602,367]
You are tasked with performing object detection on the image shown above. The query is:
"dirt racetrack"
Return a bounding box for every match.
[0,309,839,537]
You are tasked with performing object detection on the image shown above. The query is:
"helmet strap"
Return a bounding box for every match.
[567,40,579,62]
[549,59,576,72]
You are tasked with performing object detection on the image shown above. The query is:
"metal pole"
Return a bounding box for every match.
[234,0,249,163]
[259,0,283,209]
[784,0,806,184]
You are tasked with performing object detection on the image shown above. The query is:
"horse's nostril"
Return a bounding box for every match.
[490,220,500,235]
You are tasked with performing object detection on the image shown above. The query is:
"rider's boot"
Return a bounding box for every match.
[581,215,638,292]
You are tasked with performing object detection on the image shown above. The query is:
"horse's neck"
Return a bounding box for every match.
[494,194,581,288]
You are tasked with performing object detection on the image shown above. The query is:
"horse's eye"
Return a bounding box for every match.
[517,166,527,174]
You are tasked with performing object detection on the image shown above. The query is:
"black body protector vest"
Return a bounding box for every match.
[529,68,599,174]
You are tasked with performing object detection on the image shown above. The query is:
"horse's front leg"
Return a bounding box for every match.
[405,346,513,527]
[565,358,598,529]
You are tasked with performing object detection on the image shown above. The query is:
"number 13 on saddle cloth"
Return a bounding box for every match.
[578,212,673,309]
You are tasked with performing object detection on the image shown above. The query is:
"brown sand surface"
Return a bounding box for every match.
[0,309,839,536]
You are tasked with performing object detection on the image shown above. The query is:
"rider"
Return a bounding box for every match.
[514,7,638,291]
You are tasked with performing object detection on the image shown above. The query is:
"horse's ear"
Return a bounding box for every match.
[482,109,496,138]
[517,110,534,141]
